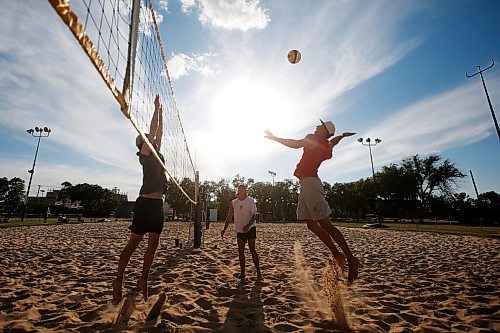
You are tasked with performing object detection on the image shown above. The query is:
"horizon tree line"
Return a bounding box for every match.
[1,154,499,224]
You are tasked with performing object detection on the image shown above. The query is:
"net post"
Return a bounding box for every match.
[194,171,202,248]
[122,0,141,116]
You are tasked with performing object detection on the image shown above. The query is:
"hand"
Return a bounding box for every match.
[220,229,225,238]
[342,132,356,137]
[242,224,250,233]
[264,129,276,140]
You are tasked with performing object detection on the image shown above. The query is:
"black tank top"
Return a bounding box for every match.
[139,153,166,195]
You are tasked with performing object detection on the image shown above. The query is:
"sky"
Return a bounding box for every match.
[0,0,499,201]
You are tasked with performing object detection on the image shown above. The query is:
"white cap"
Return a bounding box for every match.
[320,119,335,137]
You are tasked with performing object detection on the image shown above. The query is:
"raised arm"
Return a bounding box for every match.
[328,132,356,150]
[149,95,161,139]
[264,130,312,149]
[154,104,163,150]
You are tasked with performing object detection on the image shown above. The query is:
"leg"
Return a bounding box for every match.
[306,219,345,266]
[237,238,246,284]
[114,232,143,303]
[248,238,262,279]
[138,232,160,301]
[317,218,359,283]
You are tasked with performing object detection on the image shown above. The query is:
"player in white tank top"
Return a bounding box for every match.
[221,185,262,284]
[231,196,257,233]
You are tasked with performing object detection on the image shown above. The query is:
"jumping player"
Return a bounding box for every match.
[265,120,360,283]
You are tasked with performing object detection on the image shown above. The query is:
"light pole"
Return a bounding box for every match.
[358,137,382,224]
[357,137,381,181]
[26,127,51,203]
[268,170,276,186]
[466,59,499,141]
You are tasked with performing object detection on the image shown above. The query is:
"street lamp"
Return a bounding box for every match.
[357,137,382,180]
[26,126,51,203]
[268,170,276,186]
[358,137,382,225]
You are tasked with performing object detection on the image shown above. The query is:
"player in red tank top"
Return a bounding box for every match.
[265,120,360,284]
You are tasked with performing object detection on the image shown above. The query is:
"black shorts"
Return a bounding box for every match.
[128,196,164,235]
[237,226,256,243]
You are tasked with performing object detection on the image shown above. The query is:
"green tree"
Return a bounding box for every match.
[248,181,273,221]
[0,177,9,202]
[377,164,418,218]
[0,177,25,219]
[477,191,500,224]
[214,178,233,221]
[402,154,465,216]
[164,178,195,220]
[327,179,374,219]
[66,183,121,217]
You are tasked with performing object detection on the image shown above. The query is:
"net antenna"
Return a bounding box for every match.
[47,0,198,204]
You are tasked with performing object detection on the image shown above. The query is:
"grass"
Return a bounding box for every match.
[0,217,123,228]
[333,221,500,238]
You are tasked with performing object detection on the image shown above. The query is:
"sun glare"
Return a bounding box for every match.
[210,79,292,142]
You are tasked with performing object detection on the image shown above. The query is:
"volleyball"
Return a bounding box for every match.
[287,49,301,64]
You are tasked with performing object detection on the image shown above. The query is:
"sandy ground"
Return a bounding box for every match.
[0,221,498,332]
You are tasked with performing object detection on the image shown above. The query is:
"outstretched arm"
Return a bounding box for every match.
[329,132,356,150]
[149,95,161,139]
[264,130,308,149]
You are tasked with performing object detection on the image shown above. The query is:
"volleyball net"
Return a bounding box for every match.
[48,0,197,204]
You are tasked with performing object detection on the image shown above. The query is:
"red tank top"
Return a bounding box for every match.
[293,135,332,179]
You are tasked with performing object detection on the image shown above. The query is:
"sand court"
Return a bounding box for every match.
[0,222,498,332]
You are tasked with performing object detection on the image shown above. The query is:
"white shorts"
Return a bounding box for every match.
[297,177,332,221]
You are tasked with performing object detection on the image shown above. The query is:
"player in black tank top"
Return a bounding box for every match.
[113,94,166,303]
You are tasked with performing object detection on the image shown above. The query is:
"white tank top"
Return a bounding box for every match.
[231,196,257,233]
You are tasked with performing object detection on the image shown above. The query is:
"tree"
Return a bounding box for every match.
[57,181,73,212]
[64,183,122,217]
[164,178,195,220]
[326,179,374,220]
[248,181,273,221]
[231,174,245,189]
[447,192,475,222]
[402,154,465,216]
[0,177,25,219]
[377,164,418,218]
[214,178,233,221]
[477,191,500,224]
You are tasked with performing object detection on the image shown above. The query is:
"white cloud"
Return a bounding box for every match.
[326,77,500,179]
[1,0,497,198]
[139,0,164,37]
[0,3,141,190]
[176,0,425,181]
[180,0,270,31]
[167,52,218,79]
[180,0,196,13]
[158,0,169,12]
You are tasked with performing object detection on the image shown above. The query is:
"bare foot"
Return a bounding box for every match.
[137,277,148,301]
[347,257,360,284]
[112,279,123,304]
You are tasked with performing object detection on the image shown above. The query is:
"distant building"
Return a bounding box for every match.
[28,189,60,205]
[164,202,173,220]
